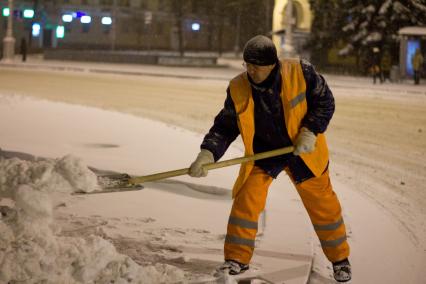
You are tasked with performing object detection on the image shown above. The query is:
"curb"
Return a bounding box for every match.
[0,61,233,81]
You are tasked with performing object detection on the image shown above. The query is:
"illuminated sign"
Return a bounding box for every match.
[406,40,421,76]
[75,11,86,18]
[2,7,10,17]
[56,26,65,38]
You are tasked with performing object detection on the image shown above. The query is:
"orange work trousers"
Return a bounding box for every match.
[224,166,350,264]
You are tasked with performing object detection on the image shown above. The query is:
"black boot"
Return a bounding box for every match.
[217,259,249,275]
[332,258,351,282]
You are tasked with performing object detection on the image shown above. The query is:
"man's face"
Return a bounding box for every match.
[244,62,276,84]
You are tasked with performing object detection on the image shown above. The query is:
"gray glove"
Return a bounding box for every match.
[189,149,214,177]
[293,127,317,156]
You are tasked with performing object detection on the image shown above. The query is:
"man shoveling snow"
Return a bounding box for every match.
[189,35,352,282]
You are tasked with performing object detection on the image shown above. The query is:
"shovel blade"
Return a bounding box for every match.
[73,184,144,195]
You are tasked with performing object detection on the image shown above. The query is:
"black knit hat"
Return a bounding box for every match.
[243,35,278,66]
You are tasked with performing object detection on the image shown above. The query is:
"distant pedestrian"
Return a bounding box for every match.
[412,48,423,85]
[370,47,383,84]
[20,38,27,62]
[380,50,392,83]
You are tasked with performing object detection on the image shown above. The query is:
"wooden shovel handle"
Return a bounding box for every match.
[128,146,294,185]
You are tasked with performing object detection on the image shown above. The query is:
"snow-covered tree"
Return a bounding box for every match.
[309,0,426,72]
[340,0,425,68]
[308,0,346,67]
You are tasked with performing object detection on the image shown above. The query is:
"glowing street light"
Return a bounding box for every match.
[32,23,41,37]
[191,22,200,31]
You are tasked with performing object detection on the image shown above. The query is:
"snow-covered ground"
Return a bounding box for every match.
[1,62,425,283]
[0,94,313,283]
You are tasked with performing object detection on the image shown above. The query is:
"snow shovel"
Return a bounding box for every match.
[85,146,294,194]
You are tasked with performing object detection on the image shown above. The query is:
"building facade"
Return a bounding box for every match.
[272,0,312,57]
[0,0,238,52]
[1,1,297,55]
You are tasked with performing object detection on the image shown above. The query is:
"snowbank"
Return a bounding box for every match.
[0,155,185,283]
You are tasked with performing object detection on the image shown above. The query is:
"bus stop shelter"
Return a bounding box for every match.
[398,26,426,79]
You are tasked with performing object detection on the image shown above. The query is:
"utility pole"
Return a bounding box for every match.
[217,5,224,56]
[265,0,272,34]
[176,0,184,57]
[28,0,39,49]
[282,0,295,57]
[2,0,15,62]
[234,2,241,57]
[111,0,117,50]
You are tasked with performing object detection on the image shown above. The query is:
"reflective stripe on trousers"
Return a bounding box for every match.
[225,166,350,265]
[224,166,272,265]
[293,169,350,262]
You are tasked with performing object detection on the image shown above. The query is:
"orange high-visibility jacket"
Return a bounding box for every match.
[228,59,329,197]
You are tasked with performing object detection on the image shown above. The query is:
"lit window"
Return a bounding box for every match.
[101,16,112,25]
[81,15,91,24]
[23,9,34,18]
[62,14,73,22]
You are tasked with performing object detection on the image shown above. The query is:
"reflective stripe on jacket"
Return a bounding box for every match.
[228,59,329,197]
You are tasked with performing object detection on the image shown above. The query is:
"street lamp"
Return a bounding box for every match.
[2,0,15,62]
[282,0,295,57]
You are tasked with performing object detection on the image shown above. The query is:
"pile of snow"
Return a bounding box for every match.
[0,155,185,283]
[0,154,99,198]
